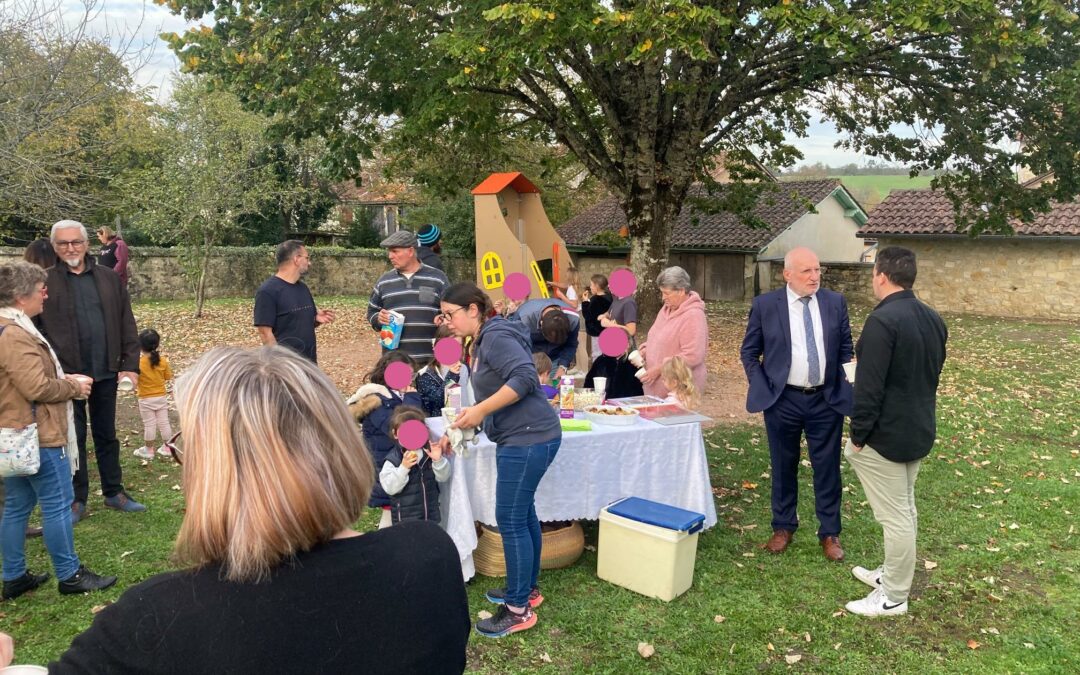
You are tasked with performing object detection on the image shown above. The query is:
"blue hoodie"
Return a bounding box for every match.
[471,316,562,447]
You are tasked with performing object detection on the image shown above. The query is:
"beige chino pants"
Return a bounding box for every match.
[845,440,922,604]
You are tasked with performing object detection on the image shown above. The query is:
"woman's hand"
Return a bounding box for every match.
[65,374,92,398]
[436,435,453,457]
[599,315,614,328]
[640,367,661,385]
[452,405,485,430]
[0,632,13,668]
[638,343,647,357]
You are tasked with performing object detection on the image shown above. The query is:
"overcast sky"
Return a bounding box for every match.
[69,0,879,168]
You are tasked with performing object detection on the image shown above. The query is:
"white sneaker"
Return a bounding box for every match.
[852,565,883,589]
[845,587,907,617]
[132,446,154,460]
[156,445,173,458]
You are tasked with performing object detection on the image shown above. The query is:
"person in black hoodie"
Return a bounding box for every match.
[436,282,561,639]
[843,246,947,618]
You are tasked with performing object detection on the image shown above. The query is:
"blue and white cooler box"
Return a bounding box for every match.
[597,497,705,602]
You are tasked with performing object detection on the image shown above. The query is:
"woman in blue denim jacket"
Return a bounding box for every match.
[437,282,561,639]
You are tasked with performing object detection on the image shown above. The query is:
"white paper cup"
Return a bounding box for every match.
[593,377,607,396]
[117,376,134,393]
[1,666,49,675]
[635,367,647,381]
[71,374,92,400]
[628,350,644,367]
[842,361,857,383]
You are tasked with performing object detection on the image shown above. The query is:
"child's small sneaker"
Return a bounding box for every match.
[485,586,543,609]
[157,445,174,458]
[132,446,154,460]
[475,604,537,638]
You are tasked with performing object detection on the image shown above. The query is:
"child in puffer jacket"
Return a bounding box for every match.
[348,350,422,528]
[379,406,451,525]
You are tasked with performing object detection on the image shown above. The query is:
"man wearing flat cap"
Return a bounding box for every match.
[367,230,448,361]
[416,223,444,271]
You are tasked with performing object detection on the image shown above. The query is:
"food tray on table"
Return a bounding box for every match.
[584,405,640,426]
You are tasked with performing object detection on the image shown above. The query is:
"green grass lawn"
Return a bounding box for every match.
[3,302,1077,673]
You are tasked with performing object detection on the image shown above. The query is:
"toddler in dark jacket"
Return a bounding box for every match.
[379,406,451,525]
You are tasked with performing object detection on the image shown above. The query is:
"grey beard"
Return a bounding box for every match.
[64,257,81,268]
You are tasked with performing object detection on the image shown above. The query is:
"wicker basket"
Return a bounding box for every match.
[473,521,586,577]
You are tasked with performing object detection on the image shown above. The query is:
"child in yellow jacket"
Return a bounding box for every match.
[133,329,174,460]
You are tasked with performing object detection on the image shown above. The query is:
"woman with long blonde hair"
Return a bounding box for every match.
[17,346,470,674]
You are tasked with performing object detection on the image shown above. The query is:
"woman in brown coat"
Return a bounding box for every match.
[0,262,116,601]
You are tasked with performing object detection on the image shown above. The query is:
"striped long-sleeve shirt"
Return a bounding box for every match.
[367,265,449,361]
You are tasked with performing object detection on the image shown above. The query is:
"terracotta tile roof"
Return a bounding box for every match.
[860,189,1080,237]
[558,179,842,250]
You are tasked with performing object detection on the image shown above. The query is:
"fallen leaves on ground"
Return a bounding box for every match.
[636,642,655,659]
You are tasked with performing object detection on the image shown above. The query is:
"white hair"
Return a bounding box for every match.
[50,220,89,242]
[655,266,692,292]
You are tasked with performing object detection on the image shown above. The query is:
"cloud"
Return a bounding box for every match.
[59,0,205,101]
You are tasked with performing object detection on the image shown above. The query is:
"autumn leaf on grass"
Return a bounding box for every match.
[785,654,803,664]
[741,480,758,490]
[637,642,655,659]
[477,610,492,620]
[967,639,981,649]
[924,559,939,570]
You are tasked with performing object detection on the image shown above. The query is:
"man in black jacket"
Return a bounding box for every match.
[39,220,146,522]
[843,246,947,617]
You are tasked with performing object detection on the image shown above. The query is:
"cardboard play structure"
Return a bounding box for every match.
[471,172,572,303]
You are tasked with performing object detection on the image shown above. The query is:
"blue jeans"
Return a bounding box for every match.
[2,447,81,581]
[495,439,560,608]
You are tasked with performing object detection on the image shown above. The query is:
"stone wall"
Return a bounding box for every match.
[0,247,476,301]
[768,260,875,304]
[877,237,1080,320]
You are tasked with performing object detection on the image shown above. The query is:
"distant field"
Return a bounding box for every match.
[833,174,936,209]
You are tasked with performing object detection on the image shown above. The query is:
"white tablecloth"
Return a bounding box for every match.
[426,416,718,581]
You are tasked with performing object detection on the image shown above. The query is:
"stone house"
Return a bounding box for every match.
[859,189,1080,320]
[557,179,870,300]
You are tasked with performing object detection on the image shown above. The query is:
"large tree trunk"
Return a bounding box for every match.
[622,186,686,333]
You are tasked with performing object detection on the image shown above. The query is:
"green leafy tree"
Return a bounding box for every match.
[120,78,296,317]
[163,0,1080,322]
[0,1,159,238]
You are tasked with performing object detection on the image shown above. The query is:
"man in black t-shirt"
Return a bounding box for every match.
[254,240,335,362]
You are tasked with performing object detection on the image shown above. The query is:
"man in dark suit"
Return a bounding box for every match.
[740,247,853,561]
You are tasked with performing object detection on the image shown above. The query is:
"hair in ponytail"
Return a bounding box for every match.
[139,329,161,368]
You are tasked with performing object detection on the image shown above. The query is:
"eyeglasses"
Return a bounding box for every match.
[439,306,466,322]
[165,430,183,465]
[54,239,87,249]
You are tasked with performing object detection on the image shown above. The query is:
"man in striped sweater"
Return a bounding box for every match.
[367,230,449,361]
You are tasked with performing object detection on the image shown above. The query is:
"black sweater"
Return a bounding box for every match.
[580,295,613,337]
[49,522,470,674]
[850,290,947,462]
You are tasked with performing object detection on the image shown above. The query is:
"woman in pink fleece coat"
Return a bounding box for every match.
[639,266,708,399]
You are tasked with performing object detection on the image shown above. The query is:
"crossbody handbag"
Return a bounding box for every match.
[0,325,42,477]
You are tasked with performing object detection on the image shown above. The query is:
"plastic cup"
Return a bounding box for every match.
[842,361,857,383]
[628,350,643,367]
[593,377,607,397]
[1,666,49,674]
[71,374,92,400]
[635,367,647,381]
[117,376,134,393]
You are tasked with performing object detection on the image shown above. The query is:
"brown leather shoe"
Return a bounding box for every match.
[764,529,793,553]
[821,535,844,561]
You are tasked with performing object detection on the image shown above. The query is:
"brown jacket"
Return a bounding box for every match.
[36,256,139,374]
[0,318,81,446]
